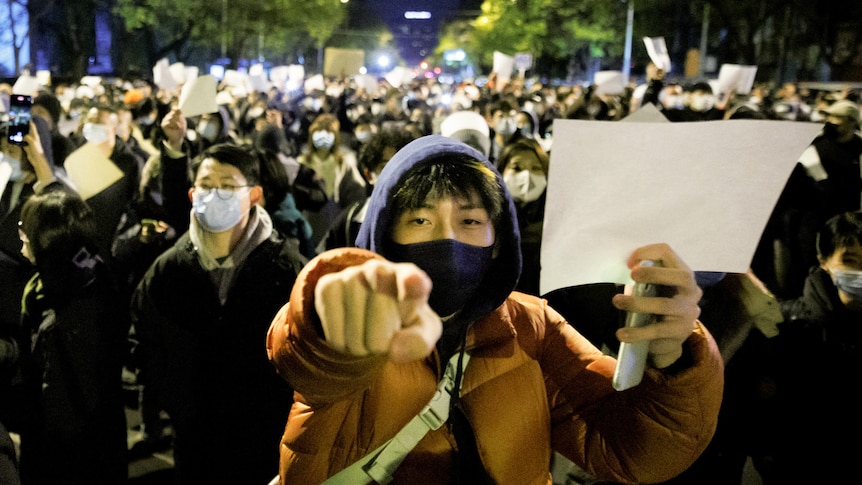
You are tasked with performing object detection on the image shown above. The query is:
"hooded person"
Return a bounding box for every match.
[266,135,724,485]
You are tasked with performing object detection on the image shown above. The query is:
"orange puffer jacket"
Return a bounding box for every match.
[266,248,724,485]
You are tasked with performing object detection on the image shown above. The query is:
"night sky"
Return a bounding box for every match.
[349,0,484,64]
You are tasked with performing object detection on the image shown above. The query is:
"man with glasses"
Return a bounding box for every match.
[130,144,306,484]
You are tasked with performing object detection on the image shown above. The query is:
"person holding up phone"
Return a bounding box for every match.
[0,120,71,450]
[6,94,32,146]
[266,136,724,485]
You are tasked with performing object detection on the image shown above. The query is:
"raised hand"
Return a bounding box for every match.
[315,258,443,363]
[612,243,703,369]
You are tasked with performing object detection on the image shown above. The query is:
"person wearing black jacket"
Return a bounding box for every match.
[130,144,305,485]
[767,211,862,482]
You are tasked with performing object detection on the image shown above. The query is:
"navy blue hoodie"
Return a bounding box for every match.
[355,134,522,336]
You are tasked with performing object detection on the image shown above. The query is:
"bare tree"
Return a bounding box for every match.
[2,0,30,75]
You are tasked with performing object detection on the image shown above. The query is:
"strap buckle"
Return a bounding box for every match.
[417,389,448,430]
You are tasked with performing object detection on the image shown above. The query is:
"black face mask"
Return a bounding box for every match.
[388,239,494,317]
[822,122,841,139]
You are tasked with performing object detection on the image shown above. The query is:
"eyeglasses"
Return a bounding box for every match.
[194,184,250,200]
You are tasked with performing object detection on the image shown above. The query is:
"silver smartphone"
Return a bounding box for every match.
[612,260,659,391]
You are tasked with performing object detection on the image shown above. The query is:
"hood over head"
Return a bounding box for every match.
[356,135,522,325]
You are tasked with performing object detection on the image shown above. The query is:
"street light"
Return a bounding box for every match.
[377,55,391,70]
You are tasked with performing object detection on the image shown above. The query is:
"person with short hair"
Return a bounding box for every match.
[32,92,76,168]
[69,104,144,261]
[768,210,862,482]
[131,143,305,485]
[266,135,724,485]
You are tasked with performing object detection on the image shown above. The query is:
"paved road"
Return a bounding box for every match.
[126,405,175,484]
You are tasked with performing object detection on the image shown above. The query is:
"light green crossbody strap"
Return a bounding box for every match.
[322,352,471,485]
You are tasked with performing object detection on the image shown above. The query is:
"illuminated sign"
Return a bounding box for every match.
[404,11,432,20]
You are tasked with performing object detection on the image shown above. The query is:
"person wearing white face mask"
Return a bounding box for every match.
[69,105,144,259]
[488,98,524,165]
[193,107,238,151]
[498,137,549,296]
[130,143,305,485]
[767,210,862,482]
[640,66,724,122]
[298,113,365,247]
[675,82,723,121]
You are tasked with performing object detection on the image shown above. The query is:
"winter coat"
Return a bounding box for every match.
[14,252,128,484]
[770,267,862,481]
[131,227,304,485]
[266,136,724,484]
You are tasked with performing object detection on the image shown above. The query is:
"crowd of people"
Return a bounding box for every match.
[0,65,859,484]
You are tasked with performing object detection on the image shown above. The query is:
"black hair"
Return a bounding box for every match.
[686,81,714,94]
[132,97,156,119]
[358,127,418,173]
[390,154,505,232]
[816,211,862,260]
[190,143,260,186]
[254,124,293,156]
[727,104,767,120]
[496,137,549,175]
[19,190,96,264]
[491,98,518,116]
[33,93,63,125]
[254,148,292,213]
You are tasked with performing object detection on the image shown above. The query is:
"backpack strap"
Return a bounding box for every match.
[322,352,471,484]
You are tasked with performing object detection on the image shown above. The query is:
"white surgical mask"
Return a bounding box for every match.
[829,268,862,300]
[197,121,218,142]
[247,107,265,119]
[83,123,109,144]
[312,130,335,149]
[662,95,684,110]
[303,97,323,112]
[495,117,517,136]
[503,170,547,203]
[192,188,244,232]
[0,152,23,181]
[689,94,715,112]
[355,131,372,143]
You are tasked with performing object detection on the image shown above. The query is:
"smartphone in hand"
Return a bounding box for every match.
[7,94,32,145]
[612,260,659,391]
